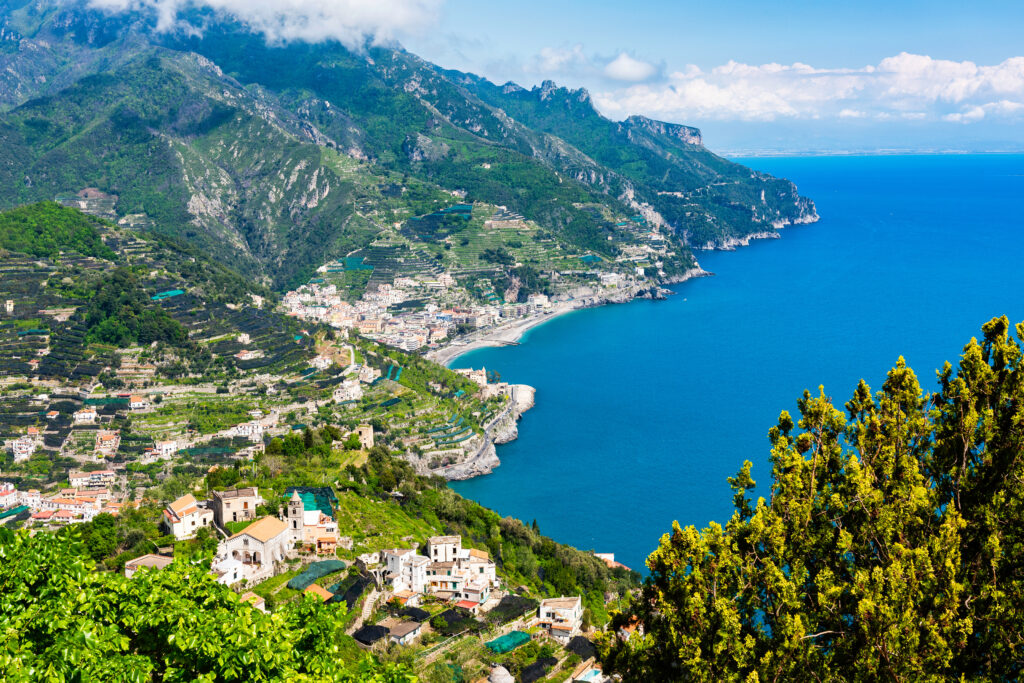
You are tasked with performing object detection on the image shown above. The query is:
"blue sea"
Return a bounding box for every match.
[450,155,1024,574]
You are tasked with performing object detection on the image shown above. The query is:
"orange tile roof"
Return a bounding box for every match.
[230,516,288,543]
[240,591,265,606]
[167,494,198,519]
[304,583,333,602]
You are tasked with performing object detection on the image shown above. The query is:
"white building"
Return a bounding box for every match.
[162,494,214,540]
[333,379,363,403]
[129,395,149,411]
[538,596,584,642]
[213,557,245,586]
[218,516,290,574]
[155,440,178,459]
[69,470,116,488]
[389,621,422,646]
[526,293,550,308]
[11,435,37,462]
[233,421,264,442]
[382,549,430,595]
[426,562,465,595]
[0,482,17,508]
[426,535,463,563]
[74,408,98,424]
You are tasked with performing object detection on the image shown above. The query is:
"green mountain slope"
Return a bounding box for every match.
[0,0,816,290]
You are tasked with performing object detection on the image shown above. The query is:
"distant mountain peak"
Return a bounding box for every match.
[623,115,702,146]
[534,79,592,106]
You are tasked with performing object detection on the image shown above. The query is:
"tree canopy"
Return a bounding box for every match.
[0,201,115,259]
[85,267,189,347]
[603,316,1024,681]
[0,527,414,682]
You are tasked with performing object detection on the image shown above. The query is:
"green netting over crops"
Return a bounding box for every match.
[286,560,346,591]
[485,630,530,654]
[84,397,129,406]
[285,487,336,518]
[0,505,29,520]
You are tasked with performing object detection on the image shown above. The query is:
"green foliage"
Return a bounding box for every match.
[0,527,414,682]
[604,317,1024,681]
[480,247,514,265]
[85,268,188,347]
[0,201,114,259]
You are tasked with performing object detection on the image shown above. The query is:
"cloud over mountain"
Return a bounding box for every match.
[604,53,657,82]
[592,53,1024,125]
[88,0,443,46]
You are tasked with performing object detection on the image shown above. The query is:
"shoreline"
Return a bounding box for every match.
[426,301,580,367]
[423,224,816,482]
[427,265,714,369]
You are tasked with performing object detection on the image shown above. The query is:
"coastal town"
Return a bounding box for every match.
[279,206,688,359]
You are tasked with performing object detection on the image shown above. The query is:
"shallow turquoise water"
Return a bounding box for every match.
[451,155,1024,573]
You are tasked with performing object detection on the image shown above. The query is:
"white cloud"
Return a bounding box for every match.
[604,53,657,82]
[532,44,588,73]
[88,0,443,46]
[591,52,1024,125]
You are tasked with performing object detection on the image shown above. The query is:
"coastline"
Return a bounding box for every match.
[426,301,579,367]
[423,220,817,482]
[427,265,713,369]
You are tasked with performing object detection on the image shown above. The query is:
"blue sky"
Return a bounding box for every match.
[400,0,1024,152]
[93,0,1024,152]
[409,0,1024,72]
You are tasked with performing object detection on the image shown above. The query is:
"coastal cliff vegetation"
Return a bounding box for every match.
[603,316,1024,681]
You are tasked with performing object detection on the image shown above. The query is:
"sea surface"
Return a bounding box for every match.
[450,155,1024,574]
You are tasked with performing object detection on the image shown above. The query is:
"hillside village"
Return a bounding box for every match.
[98,479,612,682]
[0,203,638,682]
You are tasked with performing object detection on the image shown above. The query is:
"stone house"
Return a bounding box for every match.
[210,487,262,528]
[426,535,463,563]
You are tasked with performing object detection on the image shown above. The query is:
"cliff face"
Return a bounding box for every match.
[620,115,703,146]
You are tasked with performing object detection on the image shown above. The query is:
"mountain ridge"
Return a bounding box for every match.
[0,0,817,291]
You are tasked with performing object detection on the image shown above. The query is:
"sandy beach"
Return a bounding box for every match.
[426,301,580,367]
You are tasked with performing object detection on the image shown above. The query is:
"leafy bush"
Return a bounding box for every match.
[0,528,412,681]
[85,268,188,347]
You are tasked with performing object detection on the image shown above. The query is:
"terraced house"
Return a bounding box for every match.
[162,494,214,540]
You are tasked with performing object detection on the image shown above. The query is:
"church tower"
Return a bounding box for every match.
[287,491,304,544]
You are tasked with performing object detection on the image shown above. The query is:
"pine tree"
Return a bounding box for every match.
[603,317,1024,681]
